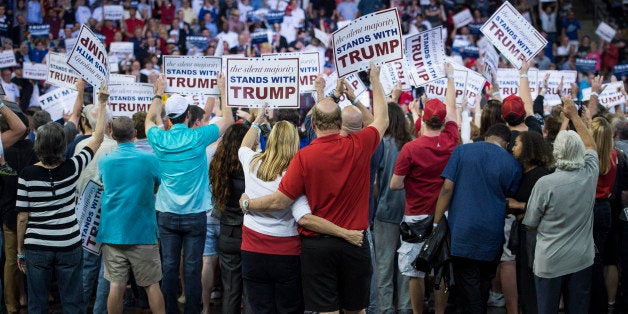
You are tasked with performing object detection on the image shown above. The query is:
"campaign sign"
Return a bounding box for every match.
[314,28,330,47]
[75,180,103,255]
[461,46,480,59]
[104,5,124,20]
[185,94,212,107]
[464,69,486,106]
[615,64,628,78]
[265,10,284,24]
[38,88,78,121]
[0,50,17,68]
[576,58,597,73]
[539,70,577,106]
[108,83,155,117]
[496,68,540,99]
[29,24,51,38]
[65,37,78,53]
[468,23,482,35]
[109,42,134,60]
[345,72,367,98]
[332,7,403,77]
[263,51,320,92]
[187,36,209,50]
[425,68,468,104]
[47,52,81,90]
[67,25,109,87]
[595,22,616,43]
[453,9,473,28]
[251,29,269,44]
[110,74,137,83]
[163,55,222,95]
[226,57,300,108]
[314,72,353,109]
[480,1,547,69]
[22,63,48,80]
[379,60,413,94]
[405,26,446,86]
[597,82,626,108]
[482,44,500,83]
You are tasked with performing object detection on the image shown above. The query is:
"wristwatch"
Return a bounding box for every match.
[241,198,250,214]
[330,94,341,103]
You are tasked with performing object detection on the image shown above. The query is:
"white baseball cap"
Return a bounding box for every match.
[165,94,189,119]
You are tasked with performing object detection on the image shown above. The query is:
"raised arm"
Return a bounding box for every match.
[145,74,166,133]
[315,74,325,103]
[343,79,374,126]
[444,62,456,122]
[519,60,533,117]
[368,62,389,138]
[562,97,595,150]
[588,75,603,117]
[202,97,215,125]
[0,99,28,148]
[240,103,267,149]
[85,83,109,153]
[214,72,235,135]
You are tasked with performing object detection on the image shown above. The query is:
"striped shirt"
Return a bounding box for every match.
[17,147,94,251]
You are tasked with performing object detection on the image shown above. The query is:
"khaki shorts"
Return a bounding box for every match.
[102,244,162,287]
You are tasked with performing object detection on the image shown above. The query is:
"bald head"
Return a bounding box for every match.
[341,106,363,134]
[312,99,342,132]
[111,116,136,143]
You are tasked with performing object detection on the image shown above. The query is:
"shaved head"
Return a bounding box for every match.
[341,106,362,134]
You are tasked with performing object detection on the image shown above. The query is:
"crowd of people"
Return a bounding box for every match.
[0,0,627,313]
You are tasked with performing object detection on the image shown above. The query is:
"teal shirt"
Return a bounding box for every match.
[97,142,161,244]
[147,123,220,214]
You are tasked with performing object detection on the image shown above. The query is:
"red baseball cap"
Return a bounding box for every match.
[423,99,447,124]
[501,94,526,125]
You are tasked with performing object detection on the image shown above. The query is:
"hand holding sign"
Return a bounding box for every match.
[561,97,578,120]
[592,75,604,94]
[217,72,226,95]
[156,74,166,95]
[445,62,454,76]
[556,76,564,97]
[97,82,109,104]
[334,76,345,99]
[343,79,358,102]
[370,61,381,82]
[390,82,402,102]
[520,60,531,75]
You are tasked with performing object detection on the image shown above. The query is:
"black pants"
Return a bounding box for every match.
[591,200,612,313]
[516,227,538,314]
[218,224,250,314]
[452,256,498,314]
[241,251,303,314]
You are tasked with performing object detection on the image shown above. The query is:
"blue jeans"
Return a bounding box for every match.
[535,266,592,314]
[373,219,412,313]
[157,211,206,314]
[26,247,84,314]
[82,249,108,314]
[366,229,378,314]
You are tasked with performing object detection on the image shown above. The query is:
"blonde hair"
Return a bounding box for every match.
[250,121,300,181]
[591,117,613,175]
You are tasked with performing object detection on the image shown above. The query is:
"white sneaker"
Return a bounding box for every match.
[487,291,505,307]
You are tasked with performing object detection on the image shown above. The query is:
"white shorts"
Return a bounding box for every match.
[501,215,516,262]
[397,215,430,278]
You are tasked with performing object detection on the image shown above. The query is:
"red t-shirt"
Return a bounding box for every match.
[394,121,459,216]
[160,4,176,25]
[278,126,380,236]
[596,148,618,199]
[125,18,145,34]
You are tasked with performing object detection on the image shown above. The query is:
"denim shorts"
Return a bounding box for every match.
[204,215,220,256]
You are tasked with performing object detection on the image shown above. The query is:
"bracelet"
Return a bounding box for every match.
[153,95,162,101]
[0,102,4,110]
[251,123,261,131]
[520,74,528,78]
[590,92,599,98]
[352,98,359,105]
[433,223,438,227]
[17,253,25,259]
[446,75,454,79]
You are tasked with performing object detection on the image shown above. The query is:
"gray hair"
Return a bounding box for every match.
[553,130,585,170]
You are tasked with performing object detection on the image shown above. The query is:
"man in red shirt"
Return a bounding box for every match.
[124,6,144,38]
[240,62,389,313]
[389,63,458,314]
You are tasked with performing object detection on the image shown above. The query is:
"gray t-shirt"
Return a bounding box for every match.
[523,149,598,278]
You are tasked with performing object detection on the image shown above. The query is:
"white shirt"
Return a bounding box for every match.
[92,6,104,22]
[217,31,238,48]
[540,11,556,33]
[75,6,92,25]
[237,1,254,23]
[266,0,287,11]
[1,80,19,102]
[280,15,298,44]
[238,147,311,237]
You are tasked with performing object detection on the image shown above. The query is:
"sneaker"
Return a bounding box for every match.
[487,291,505,307]
[178,295,186,304]
[608,302,615,314]
[0,164,17,176]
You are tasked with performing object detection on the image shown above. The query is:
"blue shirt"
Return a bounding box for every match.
[97,142,161,244]
[147,123,219,214]
[442,142,522,261]
[562,19,580,40]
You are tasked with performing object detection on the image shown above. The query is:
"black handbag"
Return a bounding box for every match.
[400,215,434,243]
[507,219,520,252]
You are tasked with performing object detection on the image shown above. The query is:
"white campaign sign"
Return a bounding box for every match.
[332,8,403,77]
[345,72,367,98]
[405,26,446,86]
[380,60,413,95]
[185,94,212,108]
[22,63,48,80]
[263,51,320,92]
[453,9,473,28]
[38,88,78,121]
[0,50,17,68]
[68,25,109,87]
[104,5,124,20]
[595,22,616,43]
[109,74,136,83]
[482,44,500,83]
[75,180,103,255]
[598,82,626,107]
[107,83,155,117]
[425,67,467,104]
[47,52,80,90]
[163,56,222,95]
[464,69,486,106]
[539,70,577,106]
[480,1,547,69]
[314,72,364,109]
[109,42,134,60]
[226,57,300,108]
[314,28,330,47]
